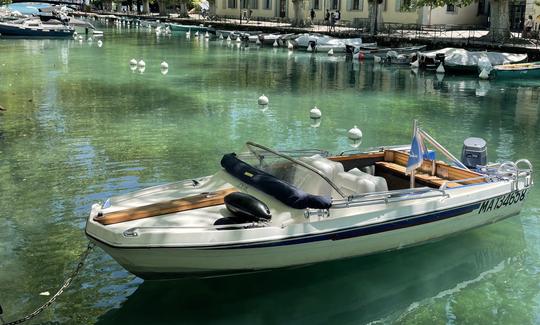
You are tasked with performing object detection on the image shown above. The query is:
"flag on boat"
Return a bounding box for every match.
[406,131,424,173]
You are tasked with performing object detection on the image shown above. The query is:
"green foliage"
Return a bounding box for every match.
[0,0,12,5]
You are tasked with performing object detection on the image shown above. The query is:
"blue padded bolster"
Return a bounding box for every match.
[220,153,332,210]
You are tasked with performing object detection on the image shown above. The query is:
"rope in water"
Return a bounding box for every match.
[0,242,95,325]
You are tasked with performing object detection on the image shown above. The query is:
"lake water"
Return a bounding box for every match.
[1,25,540,324]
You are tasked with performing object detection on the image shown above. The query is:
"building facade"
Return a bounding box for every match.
[214,0,488,26]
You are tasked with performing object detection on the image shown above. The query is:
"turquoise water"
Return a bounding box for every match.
[0,26,540,324]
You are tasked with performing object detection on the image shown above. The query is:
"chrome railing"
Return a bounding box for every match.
[331,187,448,209]
[122,221,271,237]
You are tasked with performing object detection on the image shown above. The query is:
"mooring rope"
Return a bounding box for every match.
[0,242,95,325]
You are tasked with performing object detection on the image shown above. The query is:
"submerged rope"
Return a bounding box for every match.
[0,242,95,325]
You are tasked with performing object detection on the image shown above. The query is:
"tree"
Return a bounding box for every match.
[291,0,309,27]
[368,0,383,35]
[487,0,511,41]
[415,0,511,41]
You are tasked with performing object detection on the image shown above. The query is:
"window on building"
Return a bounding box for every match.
[446,4,455,12]
[251,0,258,9]
[383,0,387,12]
[241,0,248,8]
[264,0,271,9]
[228,0,237,8]
[352,0,363,11]
[314,0,320,10]
[332,0,339,10]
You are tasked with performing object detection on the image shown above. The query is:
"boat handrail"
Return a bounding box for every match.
[238,148,329,159]
[497,161,518,178]
[245,141,347,198]
[122,222,273,237]
[439,159,534,191]
[331,187,448,208]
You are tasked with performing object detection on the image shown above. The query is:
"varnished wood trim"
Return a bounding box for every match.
[94,188,237,225]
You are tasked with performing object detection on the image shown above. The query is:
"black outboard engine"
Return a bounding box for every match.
[461,137,487,169]
[215,192,271,227]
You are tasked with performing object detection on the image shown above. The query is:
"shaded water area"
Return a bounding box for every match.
[1,26,540,324]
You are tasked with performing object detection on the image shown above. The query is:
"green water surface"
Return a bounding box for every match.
[0,25,539,324]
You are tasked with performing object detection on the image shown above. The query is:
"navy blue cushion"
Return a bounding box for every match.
[221,153,332,210]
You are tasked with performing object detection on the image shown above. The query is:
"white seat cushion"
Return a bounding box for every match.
[292,155,345,196]
[347,168,388,192]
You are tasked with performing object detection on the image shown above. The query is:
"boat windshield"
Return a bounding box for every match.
[236,142,345,198]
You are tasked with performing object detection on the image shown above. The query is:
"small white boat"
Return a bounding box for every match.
[86,123,533,279]
[353,45,426,60]
[294,33,362,53]
[418,48,528,73]
[0,17,74,37]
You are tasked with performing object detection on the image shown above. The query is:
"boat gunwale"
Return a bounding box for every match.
[86,191,521,250]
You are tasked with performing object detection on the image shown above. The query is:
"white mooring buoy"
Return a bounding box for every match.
[137,60,145,68]
[307,43,313,52]
[205,31,209,38]
[194,31,199,36]
[309,106,322,119]
[258,94,269,106]
[287,41,293,50]
[97,40,103,47]
[410,59,419,69]
[328,48,334,56]
[129,58,138,66]
[273,40,278,47]
[347,125,363,148]
[160,61,168,69]
[219,33,224,39]
[479,68,490,80]
[436,63,445,74]
[161,68,168,75]
[374,55,382,64]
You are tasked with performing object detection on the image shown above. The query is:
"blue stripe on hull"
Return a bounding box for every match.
[209,203,481,250]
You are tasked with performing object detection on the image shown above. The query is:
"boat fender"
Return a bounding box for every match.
[224,192,272,222]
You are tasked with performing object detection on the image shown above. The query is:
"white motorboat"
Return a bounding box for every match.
[86,123,533,279]
[418,47,528,73]
[293,33,363,53]
[0,17,74,37]
[353,45,426,60]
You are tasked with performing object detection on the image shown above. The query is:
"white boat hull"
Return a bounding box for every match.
[88,186,529,279]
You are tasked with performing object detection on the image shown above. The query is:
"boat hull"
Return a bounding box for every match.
[168,23,209,33]
[87,190,527,279]
[493,62,540,78]
[0,22,74,37]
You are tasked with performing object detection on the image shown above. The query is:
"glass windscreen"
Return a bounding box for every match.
[236,142,343,198]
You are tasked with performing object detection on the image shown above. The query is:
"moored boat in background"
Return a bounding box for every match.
[0,17,74,37]
[493,61,540,78]
[418,47,528,73]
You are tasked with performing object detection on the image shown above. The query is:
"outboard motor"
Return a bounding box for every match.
[461,137,487,169]
[215,192,271,227]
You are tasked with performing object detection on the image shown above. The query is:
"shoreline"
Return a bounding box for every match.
[73,11,540,59]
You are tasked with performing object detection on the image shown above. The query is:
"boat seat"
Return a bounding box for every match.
[334,169,388,196]
[348,168,388,192]
[292,155,344,196]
